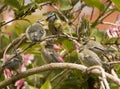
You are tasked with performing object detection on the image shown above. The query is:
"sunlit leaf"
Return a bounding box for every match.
[40,80,52,89]
[18,0,24,6]
[110,83,119,89]
[90,28,104,41]
[83,0,104,11]
[58,0,72,11]
[105,38,118,44]
[63,39,74,52]
[111,0,120,10]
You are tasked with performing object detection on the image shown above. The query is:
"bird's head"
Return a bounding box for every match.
[46,13,58,22]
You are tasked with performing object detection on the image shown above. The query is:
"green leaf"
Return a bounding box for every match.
[111,0,120,10]
[58,0,72,11]
[40,80,52,89]
[15,3,36,17]
[21,43,41,54]
[83,0,104,11]
[90,28,104,42]
[63,39,74,52]
[18,0,24,6]
[110,83,119,89]
[4,0,21,9]
[105,37,120,44]
[68,51,78,62]
[2,34,10,47]
[26,85,38,89]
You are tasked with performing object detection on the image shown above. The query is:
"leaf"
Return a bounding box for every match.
[4,0,21,9]
[62,39,74,52]
[15,3,36,17]
[68,51,78,62]
[111,0,120,10]
[18,0,24,6]
[83,0,104,11]
[90,28,104,42]
[58,0,72,11]
[110,83,119,89]
[26,85,38,89]
[2,34,10,47]
[105,37,120,44]
[40,80,52,89]
[21,43,42,54]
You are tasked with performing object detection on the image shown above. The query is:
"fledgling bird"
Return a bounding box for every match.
[0,54,23,74]
[77,48,110,71]
[46,13,62,35]
[26,20,46,42]
[41,40,64,63]
[84,40,114,54]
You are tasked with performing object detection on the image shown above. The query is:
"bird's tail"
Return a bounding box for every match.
[102,62,112,73]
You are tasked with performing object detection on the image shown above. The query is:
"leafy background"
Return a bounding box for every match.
[0,0,120,89]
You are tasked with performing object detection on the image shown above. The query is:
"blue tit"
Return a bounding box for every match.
[0,54,23,74]
[78,48,110,71]
[46,13,62,35]
[26,20,46,42]
[41,40,63,63]
[84,40,113,54]
[2,54,23,71]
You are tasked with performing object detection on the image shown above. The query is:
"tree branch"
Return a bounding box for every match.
[0,63,120,88]
[91,1,112,27]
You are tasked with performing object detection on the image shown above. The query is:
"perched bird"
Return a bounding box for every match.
[77,48,110,71]
[46,13,62,35]
[41,40,64,63]
[0,54,23,74]
[84,40,113,54]
[26,20,46,42]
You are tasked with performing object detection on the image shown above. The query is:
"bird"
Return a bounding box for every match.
[41,40,64,63]
[0,54,23,74]
[46,13,63,35]
[77,48,110,71]
[26,19,46,42]
[84,40,114,55]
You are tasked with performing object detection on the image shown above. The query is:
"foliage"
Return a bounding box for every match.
[0,0,120,89]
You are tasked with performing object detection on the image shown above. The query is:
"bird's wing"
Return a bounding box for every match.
[49,50,60,62]
[84,54,101,66]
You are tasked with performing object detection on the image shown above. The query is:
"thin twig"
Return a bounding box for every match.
[63,33,82,47]
[92,1,112,27]
[76,16,84,41]
[71,2,86,22]
[3,34,76,61]
[50,3,69,23]
[39,1,52,7]
[102,21,117,26]
[0,18,17,28]
[108,61,120,65]
[0,4,7,14]
[99,10,114,22]
[50,69,70,82]
[87,66,110,89]
[3,34,26,58]
[90,8,94,21]
[99,76,106,89]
